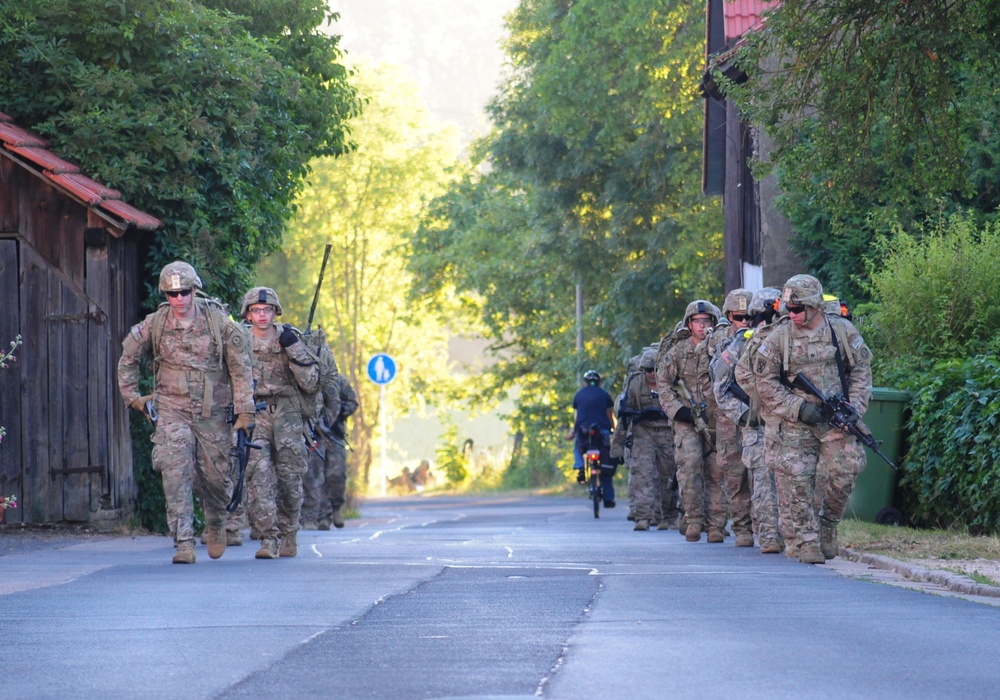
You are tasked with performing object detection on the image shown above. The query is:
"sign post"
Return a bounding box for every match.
[367,354,397,496]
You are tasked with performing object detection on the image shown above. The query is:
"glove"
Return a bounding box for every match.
[799,402,823,425]
[576,470,586,484]
[673,406,694,424]
[129,394,153,412]
[278,324,299,348]
[233,413,256,433]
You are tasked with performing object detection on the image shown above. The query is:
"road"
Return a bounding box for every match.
[2,494,998,699]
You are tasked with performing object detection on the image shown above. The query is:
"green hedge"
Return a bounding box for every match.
[901,356,1000,534]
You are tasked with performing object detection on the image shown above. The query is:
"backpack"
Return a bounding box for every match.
[297,326,340,423]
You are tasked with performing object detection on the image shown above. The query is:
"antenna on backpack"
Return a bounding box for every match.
[306,243,333,333]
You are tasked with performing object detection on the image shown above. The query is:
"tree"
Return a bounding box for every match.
[409,0,722,479]
[259,62,465,496]
[723,0,1000,304]
[0,0,361,307]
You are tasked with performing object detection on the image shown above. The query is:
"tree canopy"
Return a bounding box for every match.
[408,0,722,477]
[259,62,465,491]
[724,0,1000,304]
[0,0,361,305]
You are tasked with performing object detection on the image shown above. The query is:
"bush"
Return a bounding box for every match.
[861,212,1000,384]
[901,355,1000,534]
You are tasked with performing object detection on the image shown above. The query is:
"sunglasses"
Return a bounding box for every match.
[165,289,192,298]
[786,304,806,314]
[730,313,748,322]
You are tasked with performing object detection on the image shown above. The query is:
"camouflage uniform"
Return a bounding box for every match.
[752,275,873,564]
[731,288,784,553]
[242,287,320,557]
[657,300,726,542]
[303,374,359,529]
[118,262,255,564]
[706,289,754,546]
[617,349,676,530]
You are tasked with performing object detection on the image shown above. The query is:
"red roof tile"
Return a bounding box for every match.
[724,0,780,41]
[0,112,162,232]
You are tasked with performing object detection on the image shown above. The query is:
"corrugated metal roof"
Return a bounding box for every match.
[724,0,780,41]
[0,111,162,232]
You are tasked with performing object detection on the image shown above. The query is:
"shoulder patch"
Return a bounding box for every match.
[755,359,766,374]
[130,323,145,341]
[230,331,244,348]
[851,335,864,350]
[757,343,771,358]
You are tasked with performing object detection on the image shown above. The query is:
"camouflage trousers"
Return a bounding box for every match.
[627,424,677,524]
[250,396,309,537]
[151,404,232,546]
[740,425,781,546]
[765,420,866,545]
[301,437,349,524]
[673,422,725,531]
[716,414,752,536]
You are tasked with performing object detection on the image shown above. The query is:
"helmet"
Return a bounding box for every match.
[781,274,824,308]
[823,293,852,319]
[158,261,203,292]
[748,287,782,316]
[683,299,719,327]
[639,348,657,372]
[240,286,283,317]
[583,369,601,385]
[722,288,753,316]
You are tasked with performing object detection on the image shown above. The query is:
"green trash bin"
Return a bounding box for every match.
[845,387,910,524]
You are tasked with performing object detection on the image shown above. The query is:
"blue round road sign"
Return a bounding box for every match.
[367,353,397,385]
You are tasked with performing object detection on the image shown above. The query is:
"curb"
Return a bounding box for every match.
[843,547,1000,599]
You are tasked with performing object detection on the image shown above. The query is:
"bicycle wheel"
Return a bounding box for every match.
[591,472,601,518]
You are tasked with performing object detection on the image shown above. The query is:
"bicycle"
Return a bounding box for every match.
[576,423,614,519]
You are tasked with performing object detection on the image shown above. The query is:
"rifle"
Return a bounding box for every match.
[790,373,897,470]
[226,400,265,512]
[617,407,669,424]
[675,378,714,456]
[306,243,333,332]
[725,378,751,407]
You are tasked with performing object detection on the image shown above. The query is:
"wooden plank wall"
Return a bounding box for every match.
[0,239,22,522]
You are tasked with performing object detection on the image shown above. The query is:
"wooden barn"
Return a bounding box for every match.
[0,112,161,526]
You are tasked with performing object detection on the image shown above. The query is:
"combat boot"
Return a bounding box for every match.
[255,538,279,560]
[633,519,650,531]
[820,521,839,560]
[707,528,726,543]
[735,532,755,547]
[677,517,688,535]
[759,539,782,554]
[249,527,261,541]
[172,542,196,564]
[206,527,227,559]
[227,529,243,546]
[279,530,298,557]
[317,520,331,531]
[656,519,674,531]
[300,520,317,531]
[685,524,702,542]
[332,508,345,529]
[797,541,825,564]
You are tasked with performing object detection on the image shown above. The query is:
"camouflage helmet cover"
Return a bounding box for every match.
[240,286,283,317]
[158,261,203,292]
[748,287,782,315]
[639,347,657,371]
[683,299,719,326]
[781,274,824,308]
[722,288,753,316]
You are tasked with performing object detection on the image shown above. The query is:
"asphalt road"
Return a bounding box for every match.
[2,494,999,699]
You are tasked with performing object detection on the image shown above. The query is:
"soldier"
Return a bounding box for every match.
[706,288,755,547]
[727,288,784,553]
[309,374,359,530]
[118,261,255,564]
[657,300,726,543]
[752,274,873,564]
[617,348,677,531]
[241,287,320,557]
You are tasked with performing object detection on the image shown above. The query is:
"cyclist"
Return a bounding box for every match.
[569,369,616,508]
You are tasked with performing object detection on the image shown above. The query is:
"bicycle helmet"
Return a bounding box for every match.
[583,369,601,385]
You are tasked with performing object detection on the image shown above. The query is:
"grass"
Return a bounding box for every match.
[839,519,1000,561]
